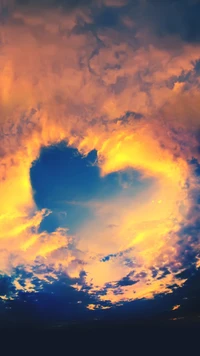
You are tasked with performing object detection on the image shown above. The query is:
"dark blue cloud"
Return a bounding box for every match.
[2,264,200,328]
[116,276,139,287]
[0,275,14,297]
[93,6,123,29]
[127,0,200,43]
[3,0,200,46]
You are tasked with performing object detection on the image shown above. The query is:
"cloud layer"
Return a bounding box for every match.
[0,0,200,306]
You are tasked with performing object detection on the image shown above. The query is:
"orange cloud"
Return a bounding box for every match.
[172,305,180,311]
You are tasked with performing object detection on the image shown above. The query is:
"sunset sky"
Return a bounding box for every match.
[1,0,200,327]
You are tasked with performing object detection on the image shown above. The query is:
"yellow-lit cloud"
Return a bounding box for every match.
[172,305,180,311]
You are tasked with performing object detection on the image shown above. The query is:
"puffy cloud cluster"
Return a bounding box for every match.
[0,0,200,305]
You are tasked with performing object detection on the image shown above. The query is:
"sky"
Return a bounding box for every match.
[1,0,200,328]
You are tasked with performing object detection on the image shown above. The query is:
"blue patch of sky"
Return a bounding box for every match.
[190,158,200,176]
[30,142,152,234]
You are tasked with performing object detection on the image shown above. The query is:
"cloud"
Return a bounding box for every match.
[0,0,200,305]
[172,304,180,311]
